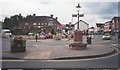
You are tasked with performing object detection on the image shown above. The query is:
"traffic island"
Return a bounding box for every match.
[52,45,116,60]
[11,37,26,52]
[69,30,87,50]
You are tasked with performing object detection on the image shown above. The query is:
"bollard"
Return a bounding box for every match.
[87,37,91,44]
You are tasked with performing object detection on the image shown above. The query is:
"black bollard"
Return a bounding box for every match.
[87,37,91,44]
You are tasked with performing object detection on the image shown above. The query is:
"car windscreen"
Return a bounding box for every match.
[104,33,110,36]
[4,31,11,33]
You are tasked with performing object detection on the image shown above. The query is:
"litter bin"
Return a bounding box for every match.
[11,37,26,52]
[87,37,91,44]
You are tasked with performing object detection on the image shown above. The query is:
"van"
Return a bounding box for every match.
[1,29,12,38]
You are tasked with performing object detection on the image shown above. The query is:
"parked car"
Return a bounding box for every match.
[46,32,53,39]
[102,33,111,40]
[1,29,12,38]
[39,33,47,39]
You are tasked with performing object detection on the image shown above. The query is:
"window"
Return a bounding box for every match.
[38,23,41,25]
[41,23,43,25]
[112,20,114,23]
[33,23,37,25]
[45,23,48,25]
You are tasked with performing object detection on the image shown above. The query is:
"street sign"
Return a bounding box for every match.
[79,14,84,17]
[72,14,77,17]
[72,14,84,17]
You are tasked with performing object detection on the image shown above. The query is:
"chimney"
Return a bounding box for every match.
[55,17,58,20]
[50,14,53,18]
[33,14,36,16]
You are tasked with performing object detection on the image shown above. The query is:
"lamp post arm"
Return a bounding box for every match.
[77,12,79,29]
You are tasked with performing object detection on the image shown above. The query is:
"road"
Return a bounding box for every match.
[1,35,120,69]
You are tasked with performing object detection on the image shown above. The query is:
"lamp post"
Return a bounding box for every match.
[76,3,81,29]
[69,3,87,50]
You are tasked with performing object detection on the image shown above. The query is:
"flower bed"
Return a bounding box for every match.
[11,37,26,52]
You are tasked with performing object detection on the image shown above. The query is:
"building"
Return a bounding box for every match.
[111,17,120,35]
[74,20,89,34]
[13,15,61,35]
[88,27,95,34]
[0,21,3,37]
[103,21,112,33]
[0,21,2,30]
[96,23,104,34]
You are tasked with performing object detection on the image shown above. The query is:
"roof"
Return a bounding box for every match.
[112,17,120,22]
[20,16,61,25]
[74,20,89,25]
[96,23,104,27]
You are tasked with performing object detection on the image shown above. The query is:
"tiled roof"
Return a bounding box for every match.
[20,16,61,25]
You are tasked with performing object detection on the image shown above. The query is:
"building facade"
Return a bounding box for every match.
[96,23,104,34]
[111,17,120,35]
[74,20,89,34]
[13,15,61,35]
[103,21,112,33]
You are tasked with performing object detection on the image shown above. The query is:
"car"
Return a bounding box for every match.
[102,33,111,40]
[1,29,12,38]
[46,32,53,39]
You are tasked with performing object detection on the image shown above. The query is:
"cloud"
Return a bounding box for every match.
[25,0,52,5]
[81,2,118,26]
[0,0,119,27]
[84,2,118,15]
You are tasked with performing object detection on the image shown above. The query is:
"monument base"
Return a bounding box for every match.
[69,42,87,50]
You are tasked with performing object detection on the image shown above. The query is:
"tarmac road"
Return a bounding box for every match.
[1,35,120,69]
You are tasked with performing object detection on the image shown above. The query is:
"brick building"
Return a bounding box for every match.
[104,21,112,33]
[111,17,120,35]
[13,15,61,35]
[96,23,104,34]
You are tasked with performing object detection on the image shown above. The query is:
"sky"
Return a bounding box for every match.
[0,0,119,27]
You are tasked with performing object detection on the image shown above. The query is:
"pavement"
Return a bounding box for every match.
[2,38,116,60]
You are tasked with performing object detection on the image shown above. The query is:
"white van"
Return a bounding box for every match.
[1,29,12,38]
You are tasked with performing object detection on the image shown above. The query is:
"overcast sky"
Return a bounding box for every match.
[0,0,119,27]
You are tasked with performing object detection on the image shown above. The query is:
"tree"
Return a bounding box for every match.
[3,14,25,35]
[2,17,11,29]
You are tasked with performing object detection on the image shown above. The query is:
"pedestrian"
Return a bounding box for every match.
[35,34,38,42]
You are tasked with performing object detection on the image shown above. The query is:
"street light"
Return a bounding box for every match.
[69,3,87,50]
[76,3,81,29]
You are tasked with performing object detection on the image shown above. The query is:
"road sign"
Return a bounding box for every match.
[72,14,77,17]
[79,14,84,17]
[72,14,84,17]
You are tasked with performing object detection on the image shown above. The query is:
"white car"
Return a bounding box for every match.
[102,33,111,40]
[1,29,12,38]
